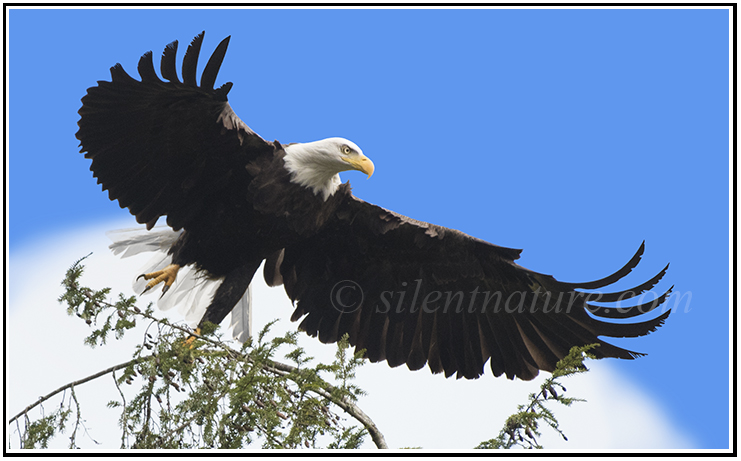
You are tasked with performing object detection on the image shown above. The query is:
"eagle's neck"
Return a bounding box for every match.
[283,142,342,201]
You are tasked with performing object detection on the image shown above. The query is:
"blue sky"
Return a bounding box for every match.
[8,8,730,449]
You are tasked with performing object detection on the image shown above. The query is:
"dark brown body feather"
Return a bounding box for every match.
[76,33,671,381]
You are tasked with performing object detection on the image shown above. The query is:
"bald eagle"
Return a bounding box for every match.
[76,33,671,381]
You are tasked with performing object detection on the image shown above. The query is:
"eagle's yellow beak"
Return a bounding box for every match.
[342,153,375,179]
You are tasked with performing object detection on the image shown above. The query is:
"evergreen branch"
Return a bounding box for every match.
[476,344,597,449]
[13,293,388,449]
[157,385,231,445]
[89,295,389,448]
[9,355,152,425]
[261,361,387,449]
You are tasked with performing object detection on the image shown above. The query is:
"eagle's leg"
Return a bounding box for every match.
[183,261,261,348]
[138,264,181,296]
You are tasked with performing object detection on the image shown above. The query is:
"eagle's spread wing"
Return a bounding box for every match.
[281,195,671,381]
[76,32,273,231]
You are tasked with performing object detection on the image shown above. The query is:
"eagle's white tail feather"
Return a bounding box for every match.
[228,284,252,343]
[107,227,252,342]
[107,227,182,257]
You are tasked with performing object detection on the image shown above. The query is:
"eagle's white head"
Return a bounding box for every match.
[283,137,375,200]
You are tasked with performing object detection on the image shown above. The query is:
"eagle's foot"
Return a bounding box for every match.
[183,327,201,349]
[138,264,181,296]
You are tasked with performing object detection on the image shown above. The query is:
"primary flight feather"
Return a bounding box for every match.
[76,32,671,381]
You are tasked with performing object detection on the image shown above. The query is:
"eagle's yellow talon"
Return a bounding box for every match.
[139,264,180,296]
[183,327,201,349]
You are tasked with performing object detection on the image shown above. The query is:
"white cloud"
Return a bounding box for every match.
[7,220,697,450]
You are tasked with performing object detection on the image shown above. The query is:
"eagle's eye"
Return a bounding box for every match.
[342,146,351,155]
